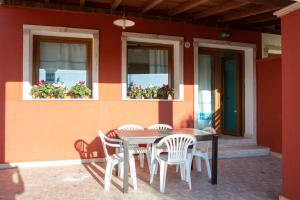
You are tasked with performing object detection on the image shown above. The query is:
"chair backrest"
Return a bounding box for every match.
[98,131,122,159]
[117,124,144,130]
[197,127,216,152]
[157,134,197,164]
[148,124,172,130]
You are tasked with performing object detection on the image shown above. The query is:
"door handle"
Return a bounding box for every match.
[234,110,237,113]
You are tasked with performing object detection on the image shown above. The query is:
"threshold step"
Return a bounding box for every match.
[208,145,270,159]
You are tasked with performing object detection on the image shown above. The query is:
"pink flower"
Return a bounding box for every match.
[79,81,85,85]
[37,80,45,86]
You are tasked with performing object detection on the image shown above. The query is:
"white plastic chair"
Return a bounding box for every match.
[148,124,173,130]
[98,131,137,191]
[117,124,151,169]
[193,127,216,179]
[150,134,197,193]
[148,123,172,174]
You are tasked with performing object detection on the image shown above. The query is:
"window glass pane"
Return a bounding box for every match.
[39,42,88,88]
[127,47,169,88]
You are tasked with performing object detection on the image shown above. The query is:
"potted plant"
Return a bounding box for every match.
[68,81,92,99]
[158,84,174,99]
[143,86,158,99]
[128,84,144,99]
[30,80,55,99]
[167,87,175,100]
[52,82,68,99]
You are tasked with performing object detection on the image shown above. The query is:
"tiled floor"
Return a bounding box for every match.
[0,156,281,200]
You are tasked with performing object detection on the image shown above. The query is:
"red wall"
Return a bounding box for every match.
[0,6,261,163]
[257,57,282,153]
[281,8,300,200]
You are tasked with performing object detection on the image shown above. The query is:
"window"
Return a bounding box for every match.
[127,42,173,88]
[122,32,184,101]
[23,25,99,100]
[33,36,93,89]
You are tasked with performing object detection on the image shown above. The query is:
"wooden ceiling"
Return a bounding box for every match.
[1,0,295,34]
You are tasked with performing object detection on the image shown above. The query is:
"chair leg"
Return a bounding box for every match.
[204,153,211,179]
[119,162,124,178]
[150,159,158,184]
[139,153,144,168]
[160,161,168,193]
[195,156,202,173]
[146,148,151,172]
[129,157,138,190]
[104,160,113,191]
[180,163,185,181]
[185,159,192,190]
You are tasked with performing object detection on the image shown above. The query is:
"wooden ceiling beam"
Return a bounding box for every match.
[218,6,281,22]
[246,0,292,7]
[141,0,164,13]
[243,14,278,24]
[111,0,122,10]
[168,0,209,16]
[194,0,249,19]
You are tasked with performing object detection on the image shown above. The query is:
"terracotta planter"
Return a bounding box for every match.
[64,95,73,99]
[82,95,90,99]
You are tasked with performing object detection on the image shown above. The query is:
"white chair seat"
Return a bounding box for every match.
[99,131,138,191]
[109,153,134,161]
[128,145,148,154]
[192,127,216,180]
[150,134,196,193]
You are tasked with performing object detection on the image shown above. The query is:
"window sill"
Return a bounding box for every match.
[23,98,99,101]
[122,98,183,102]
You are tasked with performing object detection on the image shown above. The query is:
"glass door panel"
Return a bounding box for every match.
[222,54,242,136]
[197,54,215,129]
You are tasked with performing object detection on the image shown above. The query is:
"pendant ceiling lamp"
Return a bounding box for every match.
[113,6,135,30]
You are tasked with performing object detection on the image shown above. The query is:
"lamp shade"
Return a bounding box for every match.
[113,18,135,29]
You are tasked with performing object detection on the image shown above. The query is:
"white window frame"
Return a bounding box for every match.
[23,24,99,100]
[121,32,184,101]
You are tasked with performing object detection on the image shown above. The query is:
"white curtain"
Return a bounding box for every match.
[149,49,168,74]
[40,42,87,72]
[39,42,87,87]
[198,54,213,129]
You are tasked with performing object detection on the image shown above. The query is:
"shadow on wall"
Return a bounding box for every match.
[74,129,117,160]
[1,81,5,164]
[0,165,24,200]
[158,101,173,126]
[180,114,194,128]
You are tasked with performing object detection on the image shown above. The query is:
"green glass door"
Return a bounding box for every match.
[222,54,242,136]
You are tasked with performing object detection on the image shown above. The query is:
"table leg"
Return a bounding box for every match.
[211,134,218,184]
[123,140,129,193]
[115,148,119,176]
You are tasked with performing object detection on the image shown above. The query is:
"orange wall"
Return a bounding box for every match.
[281,8,300,200]
[0,6,261,163]
[257,57,282,153]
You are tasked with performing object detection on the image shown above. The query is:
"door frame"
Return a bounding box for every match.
[194,38,257,141]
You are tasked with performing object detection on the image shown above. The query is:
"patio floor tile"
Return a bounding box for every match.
[0,156,281,200]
